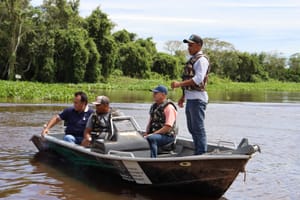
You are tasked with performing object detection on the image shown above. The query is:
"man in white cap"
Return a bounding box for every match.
[171,34,210,155]
[81,96,122,147]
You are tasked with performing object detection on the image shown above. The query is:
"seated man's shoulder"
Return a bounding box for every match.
[62,106,75,113]
[166,101,177,110]
[87,107,94,114]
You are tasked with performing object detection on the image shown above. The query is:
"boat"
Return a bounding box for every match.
[31,115,260,198]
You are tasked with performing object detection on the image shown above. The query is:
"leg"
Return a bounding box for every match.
[74,136,83,145]
[63,134,76,144]
[186,99,207,155]
[146,134,175,158]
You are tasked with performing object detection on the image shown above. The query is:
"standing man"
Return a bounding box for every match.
[41,91,94,144]
[171,34,209,155]
[144,85,178,158]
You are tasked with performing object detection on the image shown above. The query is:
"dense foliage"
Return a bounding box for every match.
[0,0,299,83]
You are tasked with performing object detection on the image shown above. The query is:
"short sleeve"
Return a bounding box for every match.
[58,107,70,121]
[85,114,93,129]
[164,104,177,127]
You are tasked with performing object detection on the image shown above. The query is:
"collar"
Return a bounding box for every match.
[74,105,89,113]
[193,51,203,57]
[84,105,89,112]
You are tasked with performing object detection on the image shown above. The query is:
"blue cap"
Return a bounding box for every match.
[150,85,168,95]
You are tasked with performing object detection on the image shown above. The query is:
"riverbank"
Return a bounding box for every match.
[0,76,299,102]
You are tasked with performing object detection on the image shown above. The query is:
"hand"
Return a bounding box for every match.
[41,124,49,137]
[81,137,91,147]
[143,132,154,138]
[171,81,180,89]
[143,132,149,138]
[178,97,185,108]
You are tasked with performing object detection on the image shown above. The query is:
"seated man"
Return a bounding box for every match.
[144,85,178,158]
[81,95,122,147]
[41,91,94,144]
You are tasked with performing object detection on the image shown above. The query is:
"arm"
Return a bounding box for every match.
[151,125,172,135]
[143,118,152,137]
[81,127,92,147]
[81,114,93,146]
[170,81,187,108]
[144,117,171,135]
[41,115,61,136]
[171,57,208,89]
[171,79,196,89]
[171,80,194,108]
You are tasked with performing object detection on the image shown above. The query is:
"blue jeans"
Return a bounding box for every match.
[186,99,207,155]
[63,134,83,145]
[146,134,175,158]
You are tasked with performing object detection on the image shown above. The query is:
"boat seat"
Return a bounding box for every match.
[90,131,108,142]
[158,125,178,155]
[158,137,177,155]
[91,116,151,157]
[91,130,150,156]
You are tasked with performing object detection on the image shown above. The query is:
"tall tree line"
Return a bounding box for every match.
[0,0,299,83]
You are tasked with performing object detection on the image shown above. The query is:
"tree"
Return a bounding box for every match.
[289,53,300,73]
[135,37,157,56]
[84,38,101,82]
[258,52,286,80]
[202,38,237,79]
[0,0,31,80]
[20,7,56,82]
[112,29,136,44]
[220,51,240,80]
[41,0,82,29]
[152,52,179,79]
[98,35,117,79]
[118,42,151,78]
[203,37,235,52]
[164,40,185,55]
[85,7,116,78]
[55,28,89,83]
[284,53,300,82]
[30,33,56,83]
[237,52,267,82]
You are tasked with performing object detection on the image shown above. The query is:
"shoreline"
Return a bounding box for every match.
[1,78,299,102]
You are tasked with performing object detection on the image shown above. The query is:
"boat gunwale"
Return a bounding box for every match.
[31,133,253,162]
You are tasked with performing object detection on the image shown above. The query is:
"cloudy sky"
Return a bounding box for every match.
[31,0,300,56]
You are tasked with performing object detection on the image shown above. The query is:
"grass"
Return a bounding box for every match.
[207,75,300,91]
[0,76,299,102]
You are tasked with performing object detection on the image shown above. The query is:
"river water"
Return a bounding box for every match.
[0,91,300,200]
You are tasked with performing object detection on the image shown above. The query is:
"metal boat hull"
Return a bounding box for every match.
[31,134,253,198]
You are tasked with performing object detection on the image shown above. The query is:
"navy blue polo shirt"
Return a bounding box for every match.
[59,106,94,137]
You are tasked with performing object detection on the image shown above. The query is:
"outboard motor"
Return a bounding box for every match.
[233,138,261,155]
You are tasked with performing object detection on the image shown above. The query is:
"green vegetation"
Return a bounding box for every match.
[1,0,300,86]
[207,74,300,91]
[1,76,299,102]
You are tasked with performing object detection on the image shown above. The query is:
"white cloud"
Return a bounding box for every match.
[30,0,300,55]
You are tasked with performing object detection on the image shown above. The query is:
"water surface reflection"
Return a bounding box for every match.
[0,102,300,200]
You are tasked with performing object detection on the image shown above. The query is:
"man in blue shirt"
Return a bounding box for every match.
[41,91,94,144]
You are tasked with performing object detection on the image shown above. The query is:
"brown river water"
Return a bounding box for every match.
[0,100,300,200]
